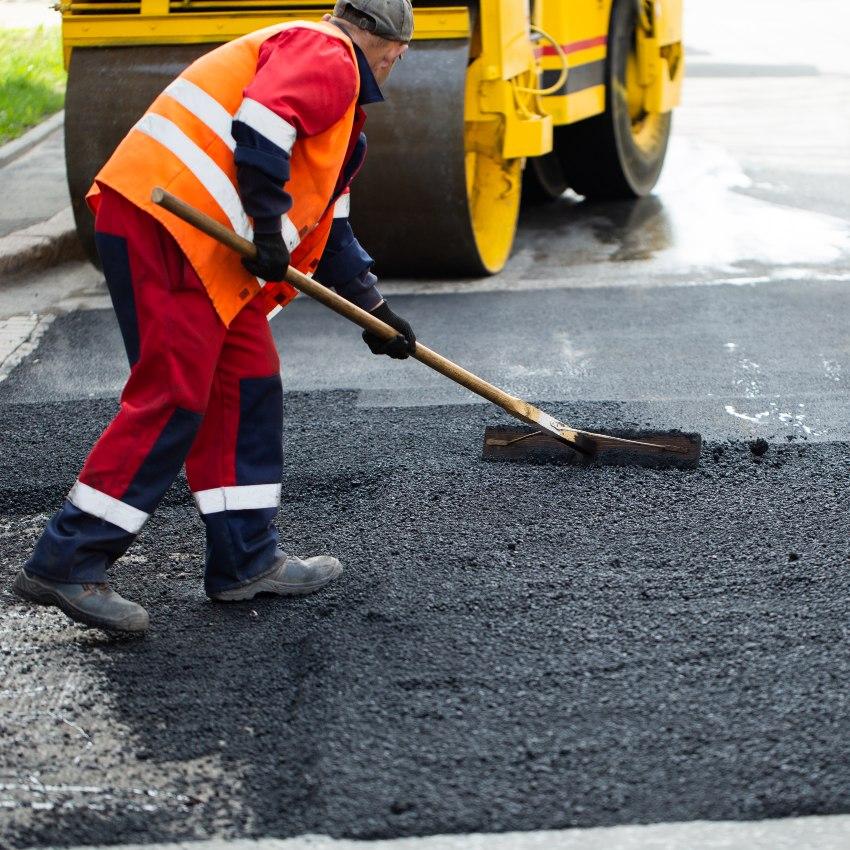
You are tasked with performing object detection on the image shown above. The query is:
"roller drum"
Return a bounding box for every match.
[350,38,486,276]
[65,45,216,264]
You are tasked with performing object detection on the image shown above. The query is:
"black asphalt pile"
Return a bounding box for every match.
[1,391,849,848]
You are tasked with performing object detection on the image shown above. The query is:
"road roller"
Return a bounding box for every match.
[60,0,683,275]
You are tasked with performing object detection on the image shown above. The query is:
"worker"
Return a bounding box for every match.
[12,0,416,634]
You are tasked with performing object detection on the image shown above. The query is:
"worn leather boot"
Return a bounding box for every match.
[211,550,343,602]
[13,568,149,633]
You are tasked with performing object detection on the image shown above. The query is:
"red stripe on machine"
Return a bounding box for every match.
[535,35,608,59]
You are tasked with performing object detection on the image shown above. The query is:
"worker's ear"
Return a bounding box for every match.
[321,12,332,21]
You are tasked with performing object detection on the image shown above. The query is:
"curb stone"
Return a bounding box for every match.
[0,112,84,279]
[0,111,65,169]
[0,207,84,278]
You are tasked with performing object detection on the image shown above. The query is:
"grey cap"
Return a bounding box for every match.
[334,0,414,43]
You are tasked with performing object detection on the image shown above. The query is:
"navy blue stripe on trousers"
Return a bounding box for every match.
[96,231,140,366]
[236,376,284,485]
[26,407,204,584]
[194,374,284,596]
[121,408,203,514]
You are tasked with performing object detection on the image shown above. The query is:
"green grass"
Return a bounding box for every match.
[0,26,66,145]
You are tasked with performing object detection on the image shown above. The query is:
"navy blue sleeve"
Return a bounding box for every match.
[233,120,292,234]
[334,268,383,311]
[316,217,382,310]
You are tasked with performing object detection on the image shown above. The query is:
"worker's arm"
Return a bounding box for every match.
[316,155,382,311]
[317,209,414,358]
[316,135,413,354]
[318,239,382,311]
[232,28,358,278]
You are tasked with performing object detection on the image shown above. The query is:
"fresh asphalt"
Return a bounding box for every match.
[2,3,850,846]
[2,276,849,847]
[1,392,849,846]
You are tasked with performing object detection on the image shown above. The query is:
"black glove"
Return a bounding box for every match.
[242,231,290,282]
[363,301,416,360]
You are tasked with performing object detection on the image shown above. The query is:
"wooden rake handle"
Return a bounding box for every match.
[151,188,548,431]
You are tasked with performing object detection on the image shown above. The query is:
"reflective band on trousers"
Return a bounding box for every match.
[333,193,350,219]
[234,98,297,154]
[193,483,282,514]
[67,480,149,534]
[162,78,236,153]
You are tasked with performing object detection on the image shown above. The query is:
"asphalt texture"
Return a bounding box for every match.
[2,383,849,847]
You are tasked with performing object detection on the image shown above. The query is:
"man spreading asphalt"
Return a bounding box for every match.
[12,0,416,634]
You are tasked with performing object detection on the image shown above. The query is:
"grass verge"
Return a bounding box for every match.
[0,26,66,145]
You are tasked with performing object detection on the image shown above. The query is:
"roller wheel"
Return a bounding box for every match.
[556,0,671,199]
[65,45,214,265]
[350,37,521,276]
[464,120,523,273]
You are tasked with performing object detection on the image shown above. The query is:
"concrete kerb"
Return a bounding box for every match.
[0,112,85,279]
[0,110,65,170]
[0,207,84,278]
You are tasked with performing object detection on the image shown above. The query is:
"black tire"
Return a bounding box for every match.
[556,0,672,199]
[522,151,568,204]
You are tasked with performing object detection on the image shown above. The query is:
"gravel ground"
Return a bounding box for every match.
[1,392,848,848]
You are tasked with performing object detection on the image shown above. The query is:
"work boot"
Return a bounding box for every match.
[211,551,343,602]
[12,568,149,634]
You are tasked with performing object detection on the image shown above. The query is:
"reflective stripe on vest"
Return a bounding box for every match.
[136,112,253,242]
[146,89,301,253]
[163,78,236,152]
[333,193,350,218]
[234,98,297,154]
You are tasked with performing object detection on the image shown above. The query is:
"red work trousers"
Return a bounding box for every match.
[26,187,284,595]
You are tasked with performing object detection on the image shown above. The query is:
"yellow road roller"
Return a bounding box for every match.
[60,0,683,275]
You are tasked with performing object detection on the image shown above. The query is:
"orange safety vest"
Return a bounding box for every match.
[87,21,359,327]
